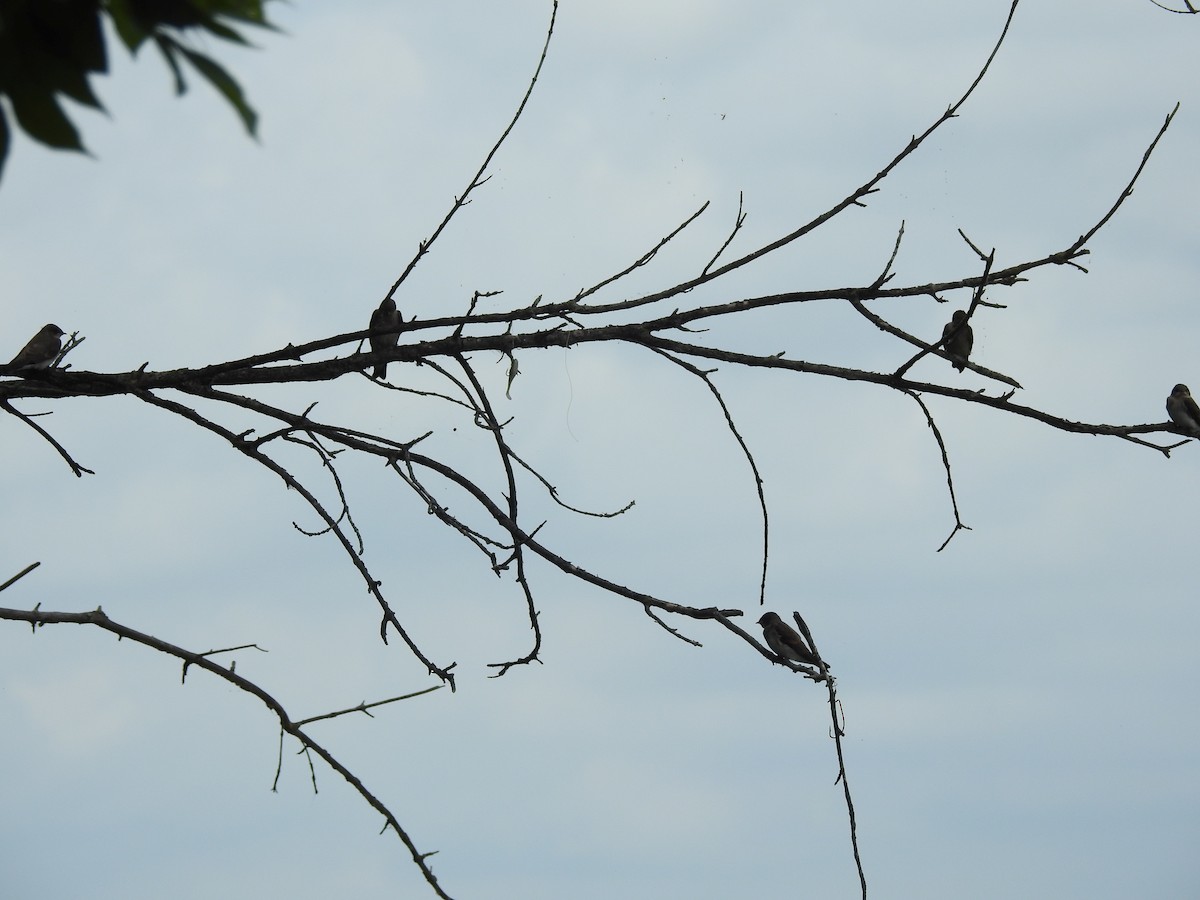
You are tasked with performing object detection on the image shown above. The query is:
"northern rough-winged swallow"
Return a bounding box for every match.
[1166,383,1200,436]
[758,611,821,667]
[941,310,973,372]
[6,324,64,372]
[368,297,402,379]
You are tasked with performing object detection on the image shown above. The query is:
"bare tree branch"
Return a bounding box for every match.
[0,399,94,476]
[649,346,772,606]
[1148,0,1197,16]
[902,390,974,552]
[382,1,560,302]
[1,3,1188,896]
[0,602,452,899]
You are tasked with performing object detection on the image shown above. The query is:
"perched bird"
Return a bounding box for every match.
[368,296,402,379]
[758,611,821,667]
[7,324,64,372]
[1166,383,1200,436]
[941,310,974,372]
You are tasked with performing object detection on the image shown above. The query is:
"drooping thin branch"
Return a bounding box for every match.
[393,453,513,566]
[0,602,453,900]
[0,399,95,476]
[642,603,703,646]
[902,390,973,551]
[506,444,636,518]
[282,432,366,553]
[409,447,743,622]
[450,352,544,674]
[649,346,771,607]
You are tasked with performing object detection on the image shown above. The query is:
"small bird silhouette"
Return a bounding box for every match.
[368,297,402,379]
[941,310,974,372]
[757,611,822,667]
[6,324,64,372]
[1166,383,1200,436]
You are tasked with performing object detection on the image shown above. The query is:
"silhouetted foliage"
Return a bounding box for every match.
[0,0,273,178]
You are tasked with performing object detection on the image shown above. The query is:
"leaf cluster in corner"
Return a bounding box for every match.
[0,0,275,180]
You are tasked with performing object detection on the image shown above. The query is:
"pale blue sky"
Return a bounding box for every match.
[2,2,1198,898]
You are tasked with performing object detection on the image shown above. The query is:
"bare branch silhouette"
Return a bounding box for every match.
[0,602,451,899]
[1,1,1191,896]
[1148,0,1197,16]
[383,1,560,302]
[0,562,41,593]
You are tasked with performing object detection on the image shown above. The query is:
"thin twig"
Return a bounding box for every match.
[0,562,41,593]
[701,191,747,276]
[295,686,443,726]
[649,347,771,607]
[137,386,458,690]
[0,399,95,476]
[1148,0,1197,11]
[450,353,544,674]
[573,202,710,303]
[383,1,560,301]
[826,679,866,899]
[902,390,973,551]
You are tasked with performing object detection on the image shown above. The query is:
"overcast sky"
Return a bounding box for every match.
[2,2,1198,898]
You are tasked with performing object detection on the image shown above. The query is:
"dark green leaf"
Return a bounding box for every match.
[154,35,188,95]
[200,18,251,46]
[106,0,153,53]
[6,87,85,151]
[191,0,271,27]
[129,0,206,29]
[175,44,257,137]
[50,1,108,75]
[47,60,106,110]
